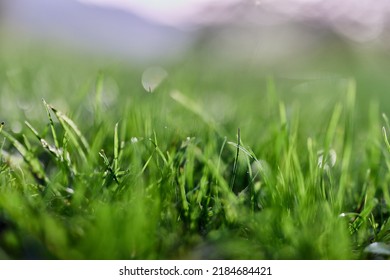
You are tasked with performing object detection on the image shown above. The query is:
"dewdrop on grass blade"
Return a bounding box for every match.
[65,187,74,195]
[317,148,337,170]
[364,242,390,256]
[11,121,22,134]
[141,66,168,93]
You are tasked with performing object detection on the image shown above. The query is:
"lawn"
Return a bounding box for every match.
[1,39,390,260]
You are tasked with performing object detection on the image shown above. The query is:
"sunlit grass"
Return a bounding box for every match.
[0,46,390,260]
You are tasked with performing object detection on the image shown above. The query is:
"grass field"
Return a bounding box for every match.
[1,40,390,260]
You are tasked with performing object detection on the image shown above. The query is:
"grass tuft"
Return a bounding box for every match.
[1,52,390,260]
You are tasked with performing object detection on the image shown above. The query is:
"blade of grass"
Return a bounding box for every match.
[94,71,104,124]
[382,125,390,153]
[25,121,61,159]
[114,122,119,173]
[192,146,239,223]
[227,140,273,187]
[42,99,59,149]
[51,105,90,151]
[0,122,4,162]
[148,131,168,167]
[49,104,89,162]
[230,128,240,190]
[0,129,49,185]
[170,90,224,136]
[99,149,119,185]
[337,78,356,210]
[24,120,76,179]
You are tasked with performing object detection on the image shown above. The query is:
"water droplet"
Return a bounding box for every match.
[65,188,74,195]
[131,137,139,144]
[40,139,48,148]
[141,66,168,93]
[329,149,337,166]
[2,151,24,168]
[17,99,33,111]
[100,77,119,107]
[11,121,22,134]
[251,160,272,183]
[317,148,337,169]
[364,242,390,256]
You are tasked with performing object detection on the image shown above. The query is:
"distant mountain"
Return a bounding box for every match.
[2,0,196,62]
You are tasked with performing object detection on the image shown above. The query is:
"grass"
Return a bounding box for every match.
[1,43,390,260]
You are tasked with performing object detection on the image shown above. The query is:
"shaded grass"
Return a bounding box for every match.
[0,46,390,260]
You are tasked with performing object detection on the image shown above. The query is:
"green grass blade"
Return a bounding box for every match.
[42,99,60,149]
[337,78,356,209]
[382,126,390,153]
[324,103,342,150]
[170,90,224,136]
[0,129,49,185]
[230,128,240,190]
[49,104,89,162]
[99,149,119,185]
[25,121,62,159]
[51,105,90,151]
[94,71,104,123]
[114,122,119,172]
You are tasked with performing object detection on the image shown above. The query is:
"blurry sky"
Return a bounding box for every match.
[1,0,205,62]
[2,0,390,64]
[79,0,239,27]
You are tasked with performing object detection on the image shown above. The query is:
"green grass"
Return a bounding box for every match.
[1,43,390,260]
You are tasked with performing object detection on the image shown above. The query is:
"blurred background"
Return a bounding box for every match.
[2,0,390,122]
[3,0,390,64]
